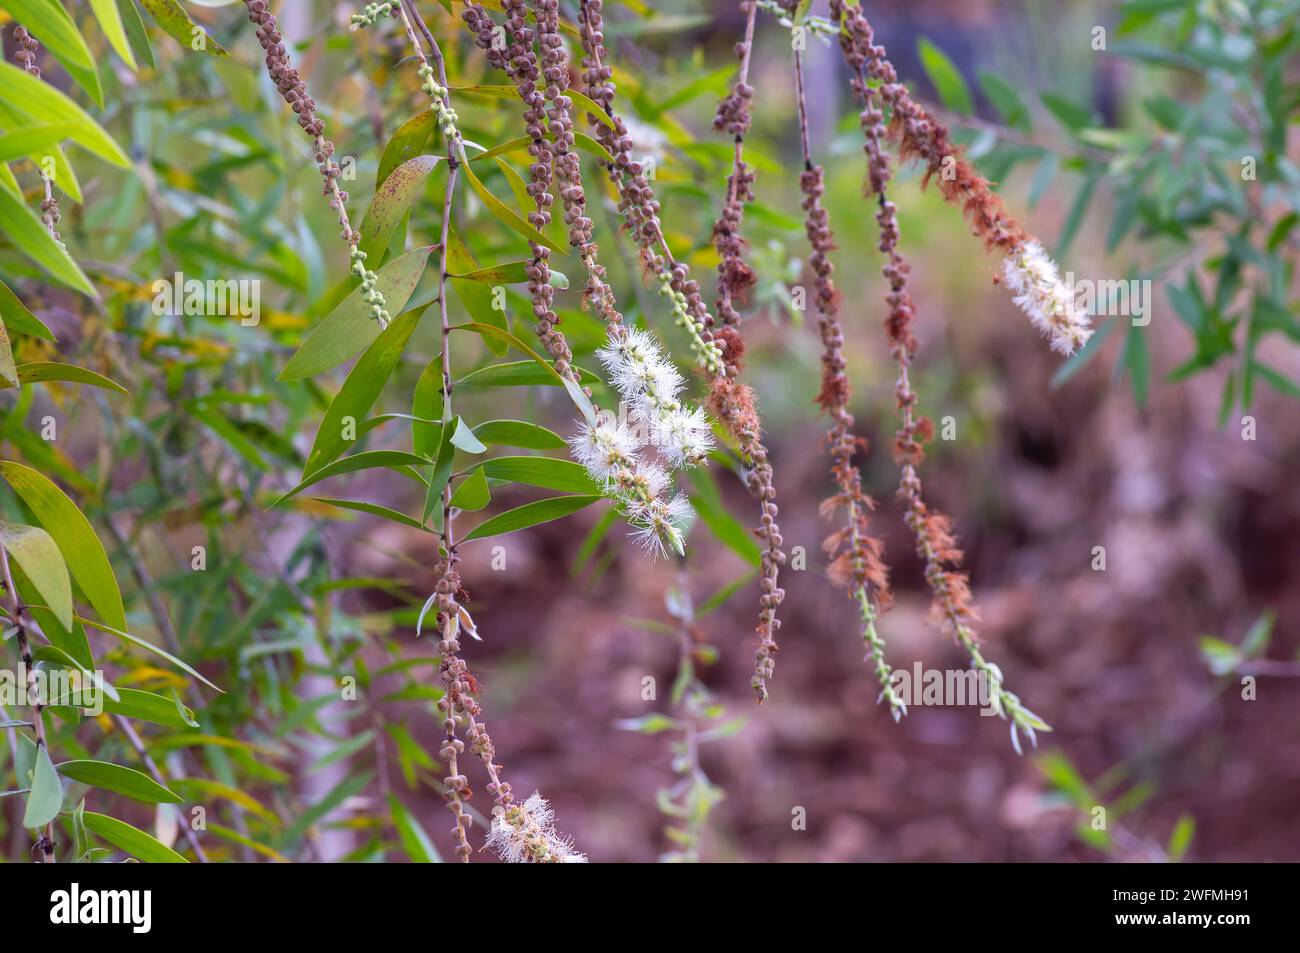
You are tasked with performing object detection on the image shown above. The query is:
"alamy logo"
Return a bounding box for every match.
[1064,272,1152,326]
[0,666,104,715]
[50,883,152,933]
[889,663,998,715]
[151,272,261,326]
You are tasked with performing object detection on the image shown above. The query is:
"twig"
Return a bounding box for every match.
[1,547,56,861]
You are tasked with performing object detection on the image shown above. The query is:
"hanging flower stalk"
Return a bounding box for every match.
[832,0,1050,751]
[458,0,708,560]
[11,25,62,244]
[244,0,391,329]
[710,0,758,366]
[829,2,1090,357]
[790,45,905,719]
[577,0,786,701]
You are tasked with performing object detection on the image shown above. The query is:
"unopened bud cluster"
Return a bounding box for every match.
[349,1,397,30]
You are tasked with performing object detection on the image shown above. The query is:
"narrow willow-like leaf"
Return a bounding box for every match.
[472,419,566,450]
[22,743,61,829]
[137,0,228,56]
[304,308,422,476]
[449,468,491,511]
[359,155,441,262]
[14,362,128,394]
[280,247,434,380]
[82,811,188,862]
[468,456,599,494]
[57,760,181,804]
[0,186,95,296]
[0,462,124,631]
[463,495,601,542]
[275,450,431,504]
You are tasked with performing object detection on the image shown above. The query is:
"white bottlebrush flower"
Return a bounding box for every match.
[598,328,684,409]
[1002,240,1093,356]
[485,793,587,864]
[629,492,693,559]
[652,405,713,468]
[568,414,641,483]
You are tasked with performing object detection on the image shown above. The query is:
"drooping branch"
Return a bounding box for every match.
[831,0,1050,750]
[0,546,56,862]
[577,0,786,702]
[790,45,904,718]
[243,0,392,330]
[829,1,1091,357]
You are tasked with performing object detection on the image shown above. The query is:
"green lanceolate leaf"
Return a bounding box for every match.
[0,186,95,296]
[312,497,433,532]
[446,226,508,354]
[359,155,441,262]
[57,760,182,804]
[304,308,422,476]
[468,455,599,494]
[0,62,129,167]
[0,319,17,387]
[0,521,73,630]
[0,461,125,630]
[137,0,228,56]
[82,812,188,862]
[458,152,566,253]
[463,495,601,542]
[75,615,221,693]
[13,363,128,393]
[23,743,61,829]
[0,280,55,340]
[472,419,566,450]
[917,37,973,115]
[0,122,82,164]
[449,468,490,511]
[389,795,441,863]
[378,110,436,188]
[280,247,434,380]
[275,450,431,503]
[87,0,138,68]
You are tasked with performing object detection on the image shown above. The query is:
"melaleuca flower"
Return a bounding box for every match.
[568,415,641,484]
[1002,240,1093,356]
[597,329,713,466]
[485,793,587,863]
[652,405,713,468]
[598,329,683,407]
[628,492,694,559]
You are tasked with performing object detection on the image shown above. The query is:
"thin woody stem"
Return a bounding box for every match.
[1,546,55,862]
[114,715,209,862]
[790,44,903,715]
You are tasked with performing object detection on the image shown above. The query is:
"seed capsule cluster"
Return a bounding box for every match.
[244,0,390,327]
[578,0,786,701]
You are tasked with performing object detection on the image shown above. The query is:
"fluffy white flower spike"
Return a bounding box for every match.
[654,405,713,468]
[570,328,713,559]
[629,492,693,559]
[1002,240,1093,356]
[567,415,639,483]
[485,793,587,863]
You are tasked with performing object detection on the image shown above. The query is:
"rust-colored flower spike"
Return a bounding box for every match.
[241,0,391,329]
[790,47,905,719]
[577,0,786,702]
[831,0,1050,751]
[829,1,1090,357]
[710,0,758,364]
